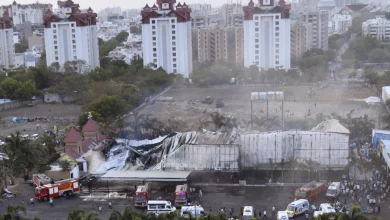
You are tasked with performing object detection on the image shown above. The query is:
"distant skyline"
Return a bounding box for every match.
[2,0,249,12]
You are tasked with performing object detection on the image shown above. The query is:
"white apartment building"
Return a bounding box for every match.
[0,11,15,69]
[0,1,52,26]
[141,0,193,77]
[243,0,291,70]
[332,14,351,34]
[43,0,99,71]
[362,15,390,41]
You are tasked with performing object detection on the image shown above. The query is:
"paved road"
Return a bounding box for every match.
[1,183,388,220]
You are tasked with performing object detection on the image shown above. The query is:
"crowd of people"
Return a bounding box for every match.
[329,168,388,215]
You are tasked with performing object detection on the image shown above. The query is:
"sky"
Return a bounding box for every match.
[4,0,242,12]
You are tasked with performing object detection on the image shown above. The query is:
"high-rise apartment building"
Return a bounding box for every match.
[141,0,193,77]
[192,27,244,66]
[243,0,291,70]
[0,11,14,69]
[290,10,328,58]
[0,1,52,26]
[291,21,313,58]
[43,0,99,71]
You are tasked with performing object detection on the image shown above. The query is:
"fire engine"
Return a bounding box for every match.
[295,181,325,201]
[174,184,188,207]
[35,178,80,201]
[135,183,150,207]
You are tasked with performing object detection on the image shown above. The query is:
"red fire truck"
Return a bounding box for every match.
[295,181,325,201]
[35,178,80,201]
[174,184,188,207]
[135,183,150,207]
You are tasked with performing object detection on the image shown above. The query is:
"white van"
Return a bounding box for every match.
[326,182,341,199]
[242,206,254,220]
[147,200,176,214]
[277,211,289,220]
[319,203,336,213]
[180,206,204,218]
[285,199,310,218]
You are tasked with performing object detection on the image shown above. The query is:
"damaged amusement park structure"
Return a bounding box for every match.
[86,119,350,177]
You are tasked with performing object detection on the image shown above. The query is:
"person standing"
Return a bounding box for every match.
[98,205,102,213]
[263,210,267,220]
[49,197,53,207]
[305,211,309,219]
[108,201,112,210]
[272,207,275,216]
[29,197,34,205]
[199,189,203,198]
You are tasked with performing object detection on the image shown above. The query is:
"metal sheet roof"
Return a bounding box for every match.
[101,170,192,181]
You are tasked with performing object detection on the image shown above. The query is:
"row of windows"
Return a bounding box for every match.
[152,25,176,30]
[255,15,279,20]
[151,19,176,24]
[52,23,75,28]
[53,29,75,34]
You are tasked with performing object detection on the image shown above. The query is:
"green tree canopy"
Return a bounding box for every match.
[85,96,129,123]
[368,48,390,63]
[15,81,36,101]
[0,77,21,99]
[14,39,28,53]
[115,31,129,43]
[130,26,141,34]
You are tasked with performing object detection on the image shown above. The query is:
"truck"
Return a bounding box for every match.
[295,181,325,201]
[34,178,79,201]
[174,184,188,207]
[135,183,150,208]
[326,182,341,200]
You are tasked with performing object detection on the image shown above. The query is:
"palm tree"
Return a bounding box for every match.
[109,205,135,220]
[335,206,367,220]
[0,205,27,220]
[68,209,85,220]
[3,132,45,183]
[84,211,99,220]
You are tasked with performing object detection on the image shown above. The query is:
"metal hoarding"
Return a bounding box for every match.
[239,131,349,170]
[163,144,239,171]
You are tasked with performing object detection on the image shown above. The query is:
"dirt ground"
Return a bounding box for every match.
[139,83,387,129]
[0,103,82,137]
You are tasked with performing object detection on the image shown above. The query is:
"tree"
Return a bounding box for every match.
[28,67,51,89]
[328,34,344,50]
[109,205,135,220]
[59,159,71,171]
[14,40,28,53]
[130,26,141,34]
[99,39,119,57]
[86,96,129,123]
[114,31,129,43]
[0,205,27,220]
[368,48,390,63]
[0,77,21,99]
[14,81,36,101]
[68,209,85,220]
